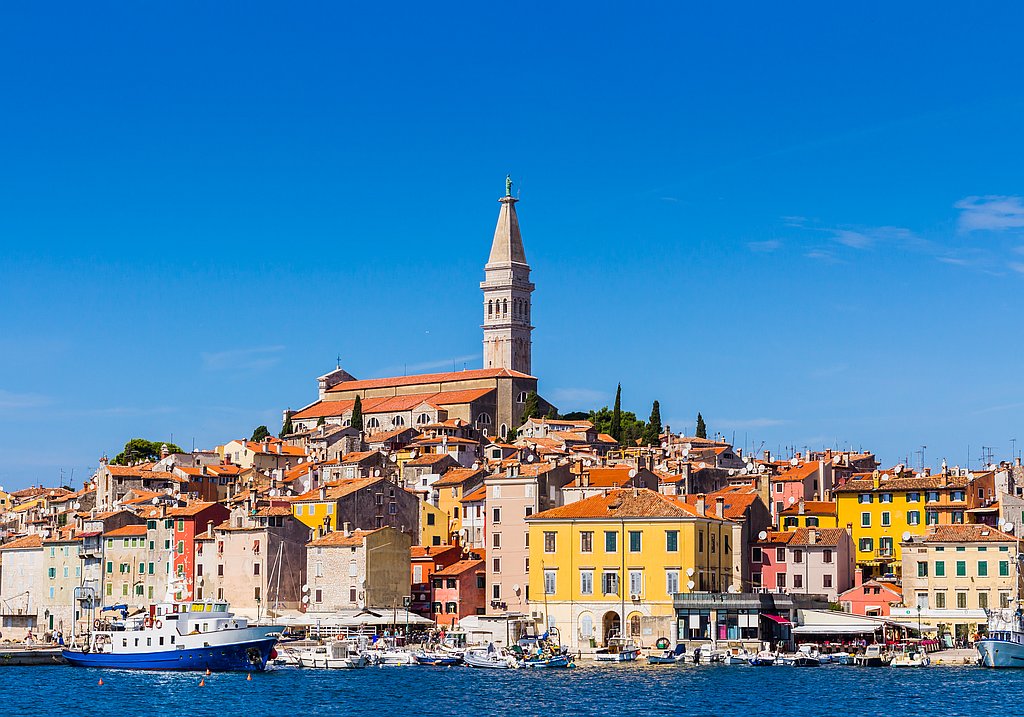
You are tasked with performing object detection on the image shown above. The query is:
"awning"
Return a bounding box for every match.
[762,613,792,625]
[792,624,883,635]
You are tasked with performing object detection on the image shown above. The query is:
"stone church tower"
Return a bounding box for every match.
[481,176,534,375]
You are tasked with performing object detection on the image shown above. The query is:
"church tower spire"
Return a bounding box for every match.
[481,175,534,374]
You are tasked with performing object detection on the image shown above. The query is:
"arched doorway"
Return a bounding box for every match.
[579,613,594,647]
[602,611,621,645]
[628,612,642,640]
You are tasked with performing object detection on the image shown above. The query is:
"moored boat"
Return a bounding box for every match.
[297,640,367,669]
[464,643,519,669]
[853,644,890,666]
[594,636,641,662]
[978,607,1024,668]
[647,645,687,664]
[747,650,777,666]
[413,651,464,666]
[62,598,283,672]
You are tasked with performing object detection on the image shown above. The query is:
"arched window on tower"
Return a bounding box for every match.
[500,423,508,440]
[503,299,508,315]
[488,300,493,317]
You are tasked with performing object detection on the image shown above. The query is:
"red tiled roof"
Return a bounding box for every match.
[433,468,485,488]
[0,534,44,550]
[411,544,461,560]
[104,524,148,538]
[461,485,486,502]
[530,488,719,521]
[293,478,380,503]
[167,502,221,518]
[916,525,1018,543]
[759,528,846,547]
[326,368,534,392]
[433,558,485,577]
[780,501,837,516]
[306,528,383,547]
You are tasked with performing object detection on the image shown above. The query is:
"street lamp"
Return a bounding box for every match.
[917,604,922,637]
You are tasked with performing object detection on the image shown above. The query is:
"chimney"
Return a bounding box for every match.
[343,521,352,537]
[940,471,948,488]
[582,470,590,488]
[696,493,706,516]
[798,498,805,515]
[807,527,817,545]
[854,566,864,587]
[872,470,881,490]
[764,450,771,463]
[319,486,327,501]
[1017,457,1022,467]
[715,495,724,519]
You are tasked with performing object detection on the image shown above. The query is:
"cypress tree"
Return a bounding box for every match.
[646,400,662,446]
[279,412,294,439]
[695,412,707,439]
[351,395,364,431]
[316,416,326,427]
[250,425,270,442]
[611,383,622,442]
[521,391,540,424]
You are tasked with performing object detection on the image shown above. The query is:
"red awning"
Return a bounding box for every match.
[762,613,792,625]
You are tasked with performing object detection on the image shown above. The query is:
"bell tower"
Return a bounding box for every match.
[481,175,534,374]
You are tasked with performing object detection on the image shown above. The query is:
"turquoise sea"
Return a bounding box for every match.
[1,663,1012,717]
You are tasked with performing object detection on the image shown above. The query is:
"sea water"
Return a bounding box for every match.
[0,662,1012,717]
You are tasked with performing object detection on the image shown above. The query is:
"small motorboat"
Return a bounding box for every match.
[722,648,752,665]
[523,653,573,668]
[594,636,640,662]
[853,644,890,667]
[647,644,687,664]
[793,644,823,667]
[748,650,777,666]
[413,651,464,666]
[830,651,853,665]
[891,648,930,668]
[297,641,367,669]
[464,643,519,669]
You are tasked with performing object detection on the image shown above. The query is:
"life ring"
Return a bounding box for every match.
[655,637,670,650]
[154,620,163,630]
[93,619,101,630]
[144,617,153,628]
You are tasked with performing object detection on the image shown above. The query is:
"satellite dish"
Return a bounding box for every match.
[686,580,695,590]
[758,465,767,473]
[788,496,796,505]
[728,469,735,476]
[301,595,310,604]
[902,531,912,542]
[390,454,398,463]
[758,530,768,540]
[681,449,690,457]
[686,567,695,577]
[269,489,278,497]
[698,462,707,469]
[73,502,81,510]
[302,584,310,593]
[512,583,521,593]
[1004,522,1015,533]
[374,469,381,477]
[151,498,160,506]
[628,469,638,478]
[527,455,535,463]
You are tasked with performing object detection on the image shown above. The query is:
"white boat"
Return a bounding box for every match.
[830,651,853,665]
[594,636,640,662]
[890,647,930,668]
[721,647,752,665]
[978,608,1024,668]
[748,650,777,666]
[297,641,368,669]
[647,646,686,664]
[464,643,519,669]
[853,644,890,666]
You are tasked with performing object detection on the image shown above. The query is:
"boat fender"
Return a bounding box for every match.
[655,637,670,650]
[93,619,101,630]
[154,620,162,629]
[144,617,153,628]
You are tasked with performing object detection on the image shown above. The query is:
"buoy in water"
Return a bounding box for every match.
[199,679,205,687]
[205,668,212,676]
[98,679,104,686]
[246,673,252,681]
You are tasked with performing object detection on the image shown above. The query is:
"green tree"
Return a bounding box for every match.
[645,400,662,446]
[110,438,184,465]
[316,416,326,427]
[279,411,294,438]
[611,383,622,442]
[521,391,540,425]
[351,395,363,431]
[562,411,589,421]
[545,407,559,420]
[250,425,271,442]
[695,412,707,439]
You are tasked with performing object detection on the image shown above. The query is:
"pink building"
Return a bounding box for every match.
[838,577,903,616]
[753,527,854,601]
[769,460,834,525]
[431,558,486,627]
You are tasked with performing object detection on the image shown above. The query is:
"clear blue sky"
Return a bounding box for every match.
[2,3,1024,489]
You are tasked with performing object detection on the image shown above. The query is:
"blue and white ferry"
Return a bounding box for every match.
[977,607,1024,668]
[62,597,284,672]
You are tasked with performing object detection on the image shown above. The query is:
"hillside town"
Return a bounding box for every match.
[2,181,1021,661]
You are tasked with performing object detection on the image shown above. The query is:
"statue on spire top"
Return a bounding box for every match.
[505,174,513,197]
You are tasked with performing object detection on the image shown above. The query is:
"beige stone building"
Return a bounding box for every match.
[484,461,574,615]
[305,526,412,613]
[39,536,83,635]
[101,524,174,604]
[0,534,43,631]
[900,524,1022,641]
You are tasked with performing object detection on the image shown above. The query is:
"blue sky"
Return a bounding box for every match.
[2,3,1024,489]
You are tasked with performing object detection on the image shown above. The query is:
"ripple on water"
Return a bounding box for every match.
[0,662,1012,717]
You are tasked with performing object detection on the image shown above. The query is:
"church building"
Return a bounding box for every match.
[289,178,552,440]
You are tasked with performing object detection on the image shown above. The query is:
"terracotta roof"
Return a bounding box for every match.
[461,485,487,502]
[0,534,44,550]
[839,579,903,599]
[575,467,640,488]
[530,488,719,521]
[683,490,762,520]
[104,524,148,538]
[432,558,485,577]
[255,506,293,517]
[105,466,185,483]
[293,478,380,503]
[775,461,822,482]
[759,528,846,547]
[433,468,485,489]
[284,461,336,481]
[780,500,837,516]
[167,502,221,518]
[307,528,383,547]
[295,388,497,422]
[245,441,307,457]
[406,453,458,467]
[339,451,380,465]
[834,474,968,492]
[326,368,534,392]
[915,525,1018,543]
[411,544,461,560]
[365,427,418,443]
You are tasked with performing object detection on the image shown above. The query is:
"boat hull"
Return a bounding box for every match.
[62,636,279,672]
[978,638,1024,667]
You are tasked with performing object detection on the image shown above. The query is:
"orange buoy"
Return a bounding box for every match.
[205,668,212,676]
[199,678,205,687]
[246,673,252,681]
[98,679,104,686]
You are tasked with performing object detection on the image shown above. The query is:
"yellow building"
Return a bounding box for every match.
[420,500,448,547]
[779,500,839,530]
[834,470,969,579]
[527,488,739,651]
[432,468,485,542]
